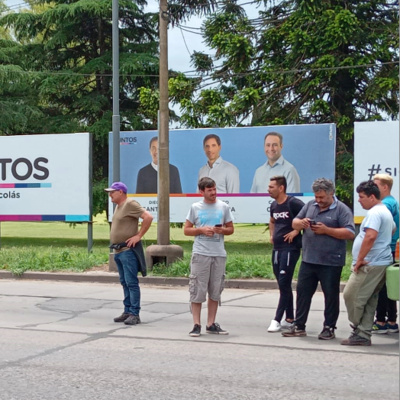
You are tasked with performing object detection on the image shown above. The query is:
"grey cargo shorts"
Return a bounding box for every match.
[189,253,226,303]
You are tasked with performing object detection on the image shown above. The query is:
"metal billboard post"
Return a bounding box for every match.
[112,0,120,184]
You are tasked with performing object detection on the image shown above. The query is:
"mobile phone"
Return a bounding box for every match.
[215,224,222,227]
[309,219,316,225]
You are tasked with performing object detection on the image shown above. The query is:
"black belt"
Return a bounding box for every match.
[109,242,128,250]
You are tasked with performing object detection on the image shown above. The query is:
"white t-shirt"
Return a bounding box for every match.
[352,203,395,266]
[186,199,233,257]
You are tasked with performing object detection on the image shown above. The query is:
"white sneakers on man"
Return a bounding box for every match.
[267,320,281,332]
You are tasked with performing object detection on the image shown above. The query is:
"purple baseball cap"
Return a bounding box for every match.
[104,182,128,193]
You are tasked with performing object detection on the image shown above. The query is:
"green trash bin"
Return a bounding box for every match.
[386,263,399,301]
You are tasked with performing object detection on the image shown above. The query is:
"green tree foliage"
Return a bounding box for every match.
[167,0,219,25]
[0,0,160,213]
[167,0,399,205]
[0,1,46,135]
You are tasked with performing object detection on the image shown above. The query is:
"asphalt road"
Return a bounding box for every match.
[0,280,398,400]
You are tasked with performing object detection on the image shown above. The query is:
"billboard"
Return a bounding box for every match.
[0,133,91,222]
[109,124,336,223]
[354,121,399,222]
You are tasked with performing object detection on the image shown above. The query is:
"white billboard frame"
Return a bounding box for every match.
[0,133,92,223]
[354,121,399,223]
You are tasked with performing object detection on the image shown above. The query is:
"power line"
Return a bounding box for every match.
[179,27,192,57]
[177,25,204,36]
[3,60,397,80]
[4,1,27,10]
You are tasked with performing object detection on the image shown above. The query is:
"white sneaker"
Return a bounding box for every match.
[280,319,295,330]
[267,320,281,332]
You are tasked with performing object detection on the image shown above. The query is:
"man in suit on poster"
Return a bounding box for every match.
[136,136,182,194]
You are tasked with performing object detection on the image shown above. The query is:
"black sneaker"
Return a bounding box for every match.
[114,313,130,323]
[318,326,335,340]
[189,324,201,337]
[124,315,141,325]
[206,323,229,335]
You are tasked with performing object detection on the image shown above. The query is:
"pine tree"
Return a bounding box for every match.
[0,0,160,213]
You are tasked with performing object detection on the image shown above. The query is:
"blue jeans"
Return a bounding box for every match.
[272,249,300,322]
[295,261,343,330]
[114,249,141,316]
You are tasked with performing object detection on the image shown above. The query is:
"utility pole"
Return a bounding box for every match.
[157,0,170,245]
[145,0,183,268]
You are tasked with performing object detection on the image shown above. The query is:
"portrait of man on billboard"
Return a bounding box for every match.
[136,136,182,194]
[198,134,240,193]
[251,132,300,194]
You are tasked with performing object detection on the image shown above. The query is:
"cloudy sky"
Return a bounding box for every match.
[146,0,207,73]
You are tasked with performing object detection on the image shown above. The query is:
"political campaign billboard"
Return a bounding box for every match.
[109,124,336,223]
[354,121,399,222]
[0,133,91,222]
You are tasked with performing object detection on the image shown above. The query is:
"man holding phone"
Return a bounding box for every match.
[267,176,304,333]
[184,177,234,337]
[282,178,355,340]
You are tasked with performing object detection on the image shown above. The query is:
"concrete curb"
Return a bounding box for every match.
[0,270,278,289]
[0,270,347,291]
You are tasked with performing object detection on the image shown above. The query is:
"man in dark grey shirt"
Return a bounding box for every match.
[282,178,355,340]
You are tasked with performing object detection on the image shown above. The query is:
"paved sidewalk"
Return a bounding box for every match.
[0,279,398,400]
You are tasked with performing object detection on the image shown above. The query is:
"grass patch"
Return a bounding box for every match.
[150,248,353,281]
[0,219,353,280]
[0,245,108,276]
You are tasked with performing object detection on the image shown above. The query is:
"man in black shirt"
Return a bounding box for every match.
[267,176,304,333]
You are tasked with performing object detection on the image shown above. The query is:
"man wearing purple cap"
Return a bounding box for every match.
[105,182,153,325]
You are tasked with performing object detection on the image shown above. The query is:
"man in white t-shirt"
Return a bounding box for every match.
[342,181,395,346]
[184,177,234,337]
